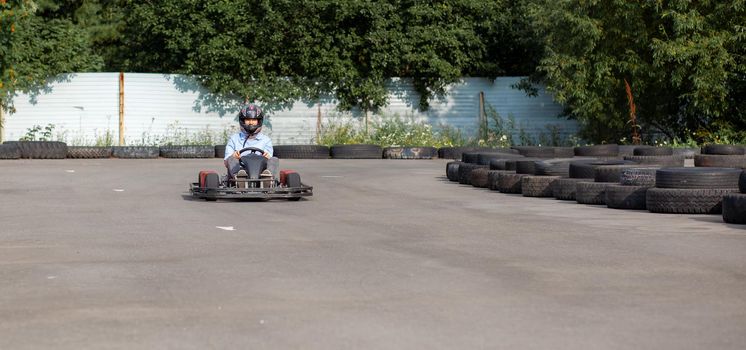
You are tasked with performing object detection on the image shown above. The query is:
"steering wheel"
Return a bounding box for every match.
[237,147,265,156]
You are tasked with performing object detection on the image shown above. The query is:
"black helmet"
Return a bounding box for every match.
[238,104,264,135]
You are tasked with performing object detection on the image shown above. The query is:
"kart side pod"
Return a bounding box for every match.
[199,170,220,189]
[280,170,301,188]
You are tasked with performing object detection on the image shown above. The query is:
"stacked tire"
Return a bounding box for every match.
[694,144,746,168]
[624,146,685,167]
[605,167,659,210]
[274,145,330,159]
[646,168,740,214]
[521,158,568,197]
[0,142,21,159]
[4,141,67,159]
[722,170,746,224]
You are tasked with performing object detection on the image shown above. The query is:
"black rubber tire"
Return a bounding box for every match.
[438,147,474,160]
[489,156,526,170]
[330,144,382,159]
[487,170,514,190]
[274,145,330,159]
[656,167,742,189]
[722,193,746,224]
[66,146,112,159]
[647,188,737,214]
[470,167,490,188]
[7,141,67,159]
[511,146,555,158]
[446,161,461,182]
[477,152,523,165]
[534,158,575,177]
[623,155,685,166]
[0,143,21,159]
[522,176,561,197]
[605,185,649,210]
[740,171,746,193]
[693,154,746,168]
[574,144,619,157]
[569,159,629,179]
[160,145,214,158]
[112,146,160,159]
[504,160,520,171]
[533,159,568,177]
[633,146,673,156]
[515,158,545,175]
[576,181,614,205]
[620,167,660,187]
[552,178,591,200]
[553,147,576,158]
[461,152,480,164]
[458,163,487,185]
[594,164,638,183]
[215,145,226,158]
[619,145,637,157]
[497,173,528,193]
[672,147,700,159]
[382,146,436,159]
[701,144,745,155]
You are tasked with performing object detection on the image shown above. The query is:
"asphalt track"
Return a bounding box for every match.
[1,158,745,349]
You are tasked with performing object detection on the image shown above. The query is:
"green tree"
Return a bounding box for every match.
[119,0,526,113]
[528,0,746,143]
[1,0,105,110]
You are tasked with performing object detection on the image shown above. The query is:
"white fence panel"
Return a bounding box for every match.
[3,73,576,145]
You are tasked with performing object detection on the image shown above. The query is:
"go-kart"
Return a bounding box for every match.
[190,147,313,201]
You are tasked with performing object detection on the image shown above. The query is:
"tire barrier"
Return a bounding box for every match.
[5,141,67,159]
[633,146,673,156]
[0,143,21,159]
[67,146,112,159]
[620,167,660,187]
[521,176,561,197]
[701,144,745,155]
[623,155,686,166]
[722,193,746,224]
[693,154,746,168]
[383,146,436,159]
[470,167,490,188]
[112,146,159,159]
[647,188,737,214]
[159,145,215,158]
[605,185,648,210]
[497,173,528,193]
[576,181,614,205]
[655,167,741,189]
[552,178,591,201]
[446,161,461,182]
[487,170,515,191]
[274,145,330,159]
[514,158,545,175]
[458,163,487,185]
[330,144,382,159]
[594,164,639,183]
[574,144,619,157]
[511,146,556,158]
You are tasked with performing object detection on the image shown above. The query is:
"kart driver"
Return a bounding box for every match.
[224,104,279,180]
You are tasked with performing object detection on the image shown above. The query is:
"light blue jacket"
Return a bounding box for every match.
[224,131,273,160]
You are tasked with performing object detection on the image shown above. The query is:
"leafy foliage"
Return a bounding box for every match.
[527,0,746,143]
[119,0,526,112]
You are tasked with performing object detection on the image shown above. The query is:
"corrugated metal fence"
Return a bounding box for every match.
[2,73,577,145]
